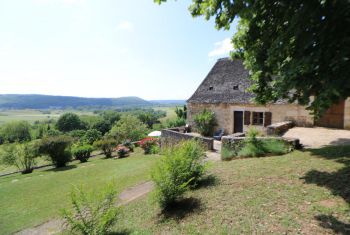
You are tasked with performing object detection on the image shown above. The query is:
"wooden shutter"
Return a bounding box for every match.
[244,111,251,125]
[264,112,272,127]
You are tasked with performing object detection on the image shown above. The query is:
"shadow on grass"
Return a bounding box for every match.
[315,214,350,235]
[302,145,350,204]
[302,145,350,233]
[159,197,202,221]
[44,165,77,172]
[194,174,219,190]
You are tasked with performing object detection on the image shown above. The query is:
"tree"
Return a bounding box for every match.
[39,135,72,168]
[92,118,111,135]
[83,129,102,145]
[0,121,31,143]
[137,111,160,129]
[175,105,187,119]
[0,142,40,174]
[109,115,148,142]
[93,137,117,158]
[155,0,350,117]
[56,113,86,132]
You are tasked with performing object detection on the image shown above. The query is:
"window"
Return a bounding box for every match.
[252,112,264,125]
[209,86,213,90]
[233,85,239,90]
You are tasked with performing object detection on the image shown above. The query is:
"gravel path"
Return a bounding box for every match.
[283,127,350,148]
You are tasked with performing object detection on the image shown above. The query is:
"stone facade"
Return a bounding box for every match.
[187,102,317,135]
[343,98,350,129]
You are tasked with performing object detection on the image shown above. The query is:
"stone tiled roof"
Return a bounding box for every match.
[187,58,255,104]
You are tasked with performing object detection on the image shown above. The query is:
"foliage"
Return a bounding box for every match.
[62,183,119,235]
[137,111,161,129]
[83,129,102,145]
[149,144,160,154]
[115,145,130,158]
[221,145,236,161]
[100,110,121,126]
[139,137,159,154]
[193,109,217,137]
[68,130,87,140]
[165,118,186,128]
[109,115,148,142]
[92,118,112,135]
[56,113,86,132]
[156,0,350,116]
[0,121,31,143]
[45,129,62,137]
[123,140,135,152]
[175,105,187,119]
[72,144,94,163]
[39,135,73,168]
[93,137,117,158]
[151,140,206,208]
[0,142,40,174]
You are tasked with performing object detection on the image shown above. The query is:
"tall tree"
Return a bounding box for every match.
[155,0,350,117]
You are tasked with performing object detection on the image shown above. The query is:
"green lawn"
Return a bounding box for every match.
[111,146,350,234]
[0,149,160,234]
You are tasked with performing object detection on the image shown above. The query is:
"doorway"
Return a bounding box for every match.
[234,111,243,133]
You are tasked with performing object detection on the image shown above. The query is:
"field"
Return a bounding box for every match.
[1,145,350,234]
[0,109,96,125]
[0,149,160,234]
[154,106,177,123]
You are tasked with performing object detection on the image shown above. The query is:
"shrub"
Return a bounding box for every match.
[72,144,94,163]
[139,137,159,154]
[39,135,73,168]
[115,145,130,158]
[123,140,135,152]
[151,140,206,208]
[45,129,62,137]
[56,113,86,132]
[109,115,148,142]
[0,121,31,143]
[68,130,86,140]
[149,144,160,154]
[0,142,40,174]
[83,129,102,145]
[62,183,119,235]
[165,118,186,128]
[93,138,116,158]
[194,109,217,136]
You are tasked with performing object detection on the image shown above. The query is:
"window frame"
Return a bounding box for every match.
[252,112,264,126]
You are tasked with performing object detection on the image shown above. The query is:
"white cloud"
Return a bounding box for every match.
[116,21,134,32]
[208,38,233,58]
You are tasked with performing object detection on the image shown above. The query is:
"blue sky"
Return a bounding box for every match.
[0,0,237,100]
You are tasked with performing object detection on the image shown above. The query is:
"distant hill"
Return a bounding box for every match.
[150,100,186,105]
[0,94,152,109]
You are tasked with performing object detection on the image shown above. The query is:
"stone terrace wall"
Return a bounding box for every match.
[161,128,214,150]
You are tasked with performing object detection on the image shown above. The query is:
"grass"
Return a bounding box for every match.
[110,146,350,234]
[0,148,160,234]
[154,106,177,123]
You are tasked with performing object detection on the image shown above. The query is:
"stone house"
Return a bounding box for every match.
[187,58,350,134]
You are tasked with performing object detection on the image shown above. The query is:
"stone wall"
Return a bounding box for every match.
[266,121,294,136]
[344,98,350,130]
[161,128,214,150]
[187,102,314,135]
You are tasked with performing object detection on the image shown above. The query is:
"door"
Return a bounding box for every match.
[315,100,345,129]
[234,111,243,133]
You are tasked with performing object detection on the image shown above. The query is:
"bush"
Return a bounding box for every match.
[72,144,94,163]
[93,138,116,158]
[194,109,216,136]
[0,121,31,143]
[83,129,102,145]
[68,130,86,140]
[115,145,130,158]
[151,140,206,208]
[123,140,135,152]
[39,135,73,168]
[149,144,160,154]
[0,142,40,174]
[139,137,159,154]
[62,183,119,235]
[56,113,86,132]
[165,118,186,128]
[45,129,62,137]
[109,115,148,142]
